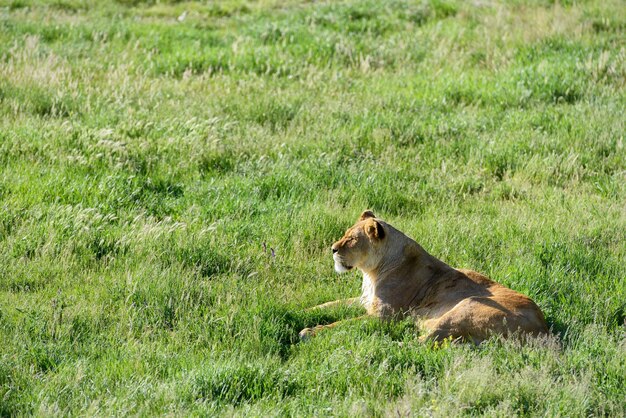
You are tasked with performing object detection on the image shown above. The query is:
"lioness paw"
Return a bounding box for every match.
[299,325,326,341]
[299,327,315,341]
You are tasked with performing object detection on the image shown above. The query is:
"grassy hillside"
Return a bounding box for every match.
[1,0,625,415]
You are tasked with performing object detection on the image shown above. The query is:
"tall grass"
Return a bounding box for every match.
[0,0,624,415]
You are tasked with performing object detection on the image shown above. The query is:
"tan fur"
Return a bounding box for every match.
[300,211,549,344]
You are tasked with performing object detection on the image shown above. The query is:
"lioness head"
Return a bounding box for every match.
[331,210,386,273]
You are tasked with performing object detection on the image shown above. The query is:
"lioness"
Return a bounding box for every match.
[300,211,548,344]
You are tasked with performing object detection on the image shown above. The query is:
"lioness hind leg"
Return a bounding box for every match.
[418,297,500,345]
[419,295,546,345]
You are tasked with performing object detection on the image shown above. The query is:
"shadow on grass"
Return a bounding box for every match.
[254,305,339,360]
[547,317,569,340]
[254,304,421,360]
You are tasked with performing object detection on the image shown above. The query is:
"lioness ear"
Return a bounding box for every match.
[359,210,376,221]
[364,218,385,240]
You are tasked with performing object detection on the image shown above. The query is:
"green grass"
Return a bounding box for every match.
[1,0,625,415]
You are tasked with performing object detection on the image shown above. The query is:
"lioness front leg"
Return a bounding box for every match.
[305,297,361,311]
[299,315,368,340]
[300,297,365,340]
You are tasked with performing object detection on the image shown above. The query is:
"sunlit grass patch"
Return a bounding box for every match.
[0,0,624,415]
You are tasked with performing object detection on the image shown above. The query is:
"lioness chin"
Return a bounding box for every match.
[300,211,549,344]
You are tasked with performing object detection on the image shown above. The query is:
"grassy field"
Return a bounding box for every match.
[1,0,625,415]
